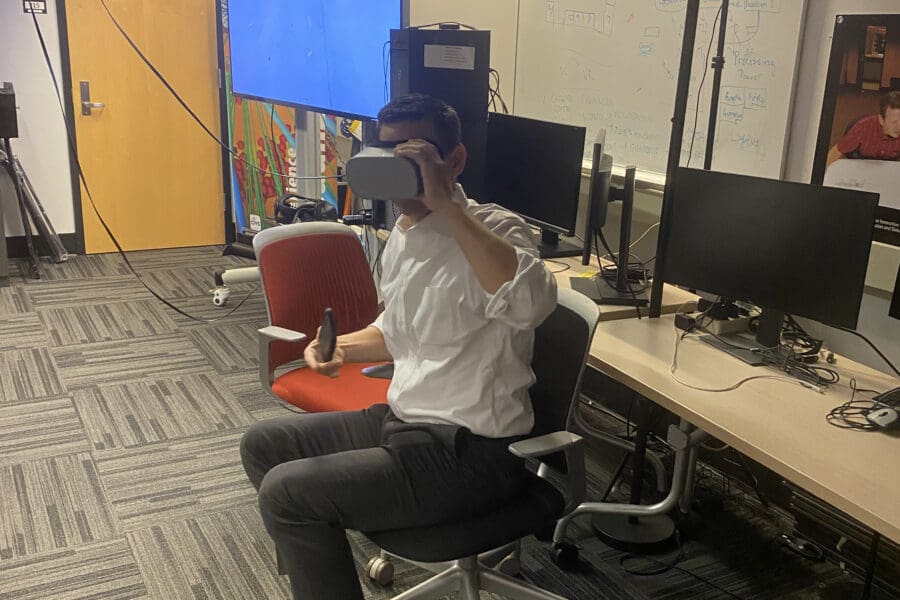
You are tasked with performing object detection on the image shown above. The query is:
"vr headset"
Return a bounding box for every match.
[344,139,445,201]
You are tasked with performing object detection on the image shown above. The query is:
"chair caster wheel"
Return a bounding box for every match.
[550,542,579,571]
[365,556,394,586]
[497,555,521,576]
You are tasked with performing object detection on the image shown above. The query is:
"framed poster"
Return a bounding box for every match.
[812,14,900,247]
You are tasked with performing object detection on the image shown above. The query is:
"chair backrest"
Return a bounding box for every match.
[253,222,379,367]
[529,287,600,439]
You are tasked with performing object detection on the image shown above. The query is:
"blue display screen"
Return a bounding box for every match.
[228,0,402,120]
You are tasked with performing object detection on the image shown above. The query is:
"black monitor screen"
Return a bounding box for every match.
[662,168,879,329]
[483,113,585,236]
[228,0,404,120]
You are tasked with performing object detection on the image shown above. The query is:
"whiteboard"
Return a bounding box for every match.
[513,0,807,178]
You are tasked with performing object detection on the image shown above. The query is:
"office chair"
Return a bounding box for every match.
[362,287,600,600]
[253,222,391,411]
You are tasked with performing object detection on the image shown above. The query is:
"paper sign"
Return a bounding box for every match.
[423,45,476,71]
[23,1,47,14]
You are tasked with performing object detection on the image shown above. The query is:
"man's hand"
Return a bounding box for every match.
[303,327,345,378]
[394,139,460,216]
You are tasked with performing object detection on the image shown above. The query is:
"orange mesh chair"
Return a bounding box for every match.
[253,222,390,412]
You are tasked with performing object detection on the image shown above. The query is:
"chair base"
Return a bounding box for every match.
[389,556,568,600]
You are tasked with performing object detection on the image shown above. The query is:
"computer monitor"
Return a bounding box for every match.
[660,167,879,346]
[483,113,585,259]
[891,265,900,320]
[227,0,407,120]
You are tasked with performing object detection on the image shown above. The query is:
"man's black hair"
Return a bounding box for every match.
[377,93,462,154]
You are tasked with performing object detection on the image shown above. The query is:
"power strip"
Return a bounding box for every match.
[705,316,753,336]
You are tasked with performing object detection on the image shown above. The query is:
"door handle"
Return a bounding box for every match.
[79,81,105,115]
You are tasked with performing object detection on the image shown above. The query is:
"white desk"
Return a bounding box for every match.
[550,256,697,322]
[588,315,900,544]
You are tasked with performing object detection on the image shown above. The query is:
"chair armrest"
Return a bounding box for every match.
[508,431,583,458]
[258,326,307,390]
[510,431,587,514]
[259,325,306,343]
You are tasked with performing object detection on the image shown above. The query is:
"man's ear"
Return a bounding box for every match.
[447,144,467,178]
[879,114,886,128]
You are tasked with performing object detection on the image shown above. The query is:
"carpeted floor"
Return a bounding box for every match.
[0,247,891,600]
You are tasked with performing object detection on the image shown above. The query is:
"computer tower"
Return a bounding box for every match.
[390,27,490,201]
[0,82,18,139]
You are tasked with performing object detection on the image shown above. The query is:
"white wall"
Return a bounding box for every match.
[0,0,76,238]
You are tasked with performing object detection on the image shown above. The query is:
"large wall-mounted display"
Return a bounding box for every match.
[227,0,404,120]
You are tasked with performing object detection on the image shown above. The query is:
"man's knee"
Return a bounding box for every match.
[239,420,271,467]
[257,461,323,526]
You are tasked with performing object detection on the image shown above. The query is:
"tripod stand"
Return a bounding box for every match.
[1,137,69,279]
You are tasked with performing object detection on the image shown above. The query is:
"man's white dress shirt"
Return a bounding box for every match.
[372,185,558,439]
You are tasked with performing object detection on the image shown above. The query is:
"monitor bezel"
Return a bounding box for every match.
[660,167,879,330]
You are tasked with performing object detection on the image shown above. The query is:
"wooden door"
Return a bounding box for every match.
[66,0,224,253]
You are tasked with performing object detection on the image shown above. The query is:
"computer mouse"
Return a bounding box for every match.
[866,407,898,429]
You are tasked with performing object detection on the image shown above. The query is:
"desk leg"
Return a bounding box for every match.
[590,399,675,552]
[861,532,880,600]
[553,419,697,550]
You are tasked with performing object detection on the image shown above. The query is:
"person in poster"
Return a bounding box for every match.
[826,91,900,166]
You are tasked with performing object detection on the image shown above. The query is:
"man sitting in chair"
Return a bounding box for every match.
[240,93,558,600]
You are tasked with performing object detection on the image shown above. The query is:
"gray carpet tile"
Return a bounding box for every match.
[188,321,268,374]
[0,453,118,561]
[72,373,254,451]
[38,299,178,347]
[0,347,66,403]
[221,371,294,421]
[0,283,31,315]
[0,313,48,350]
[138,266,257,300]
[24,254,132,282]
[166,292,269,330]
[51,333,213,391]
[0,398,90,467]
[93,429,255,532]
[24,275,150,309]
[0,537,147,600]
[127,504,291,600]
[117,246,251,272]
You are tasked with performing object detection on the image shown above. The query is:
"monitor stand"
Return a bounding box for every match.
[570,276,649,306]
[538,229,582,259]
[698,334,766,366]
[570,166,648,307]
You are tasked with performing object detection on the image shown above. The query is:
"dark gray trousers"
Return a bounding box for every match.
[239,403,527,600]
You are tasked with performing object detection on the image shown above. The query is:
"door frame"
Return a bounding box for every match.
[55,0,85,255]
[56,0,234,254]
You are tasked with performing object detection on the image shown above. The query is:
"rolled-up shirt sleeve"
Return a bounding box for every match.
[476,206,558,329]
[484,247,558,328]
